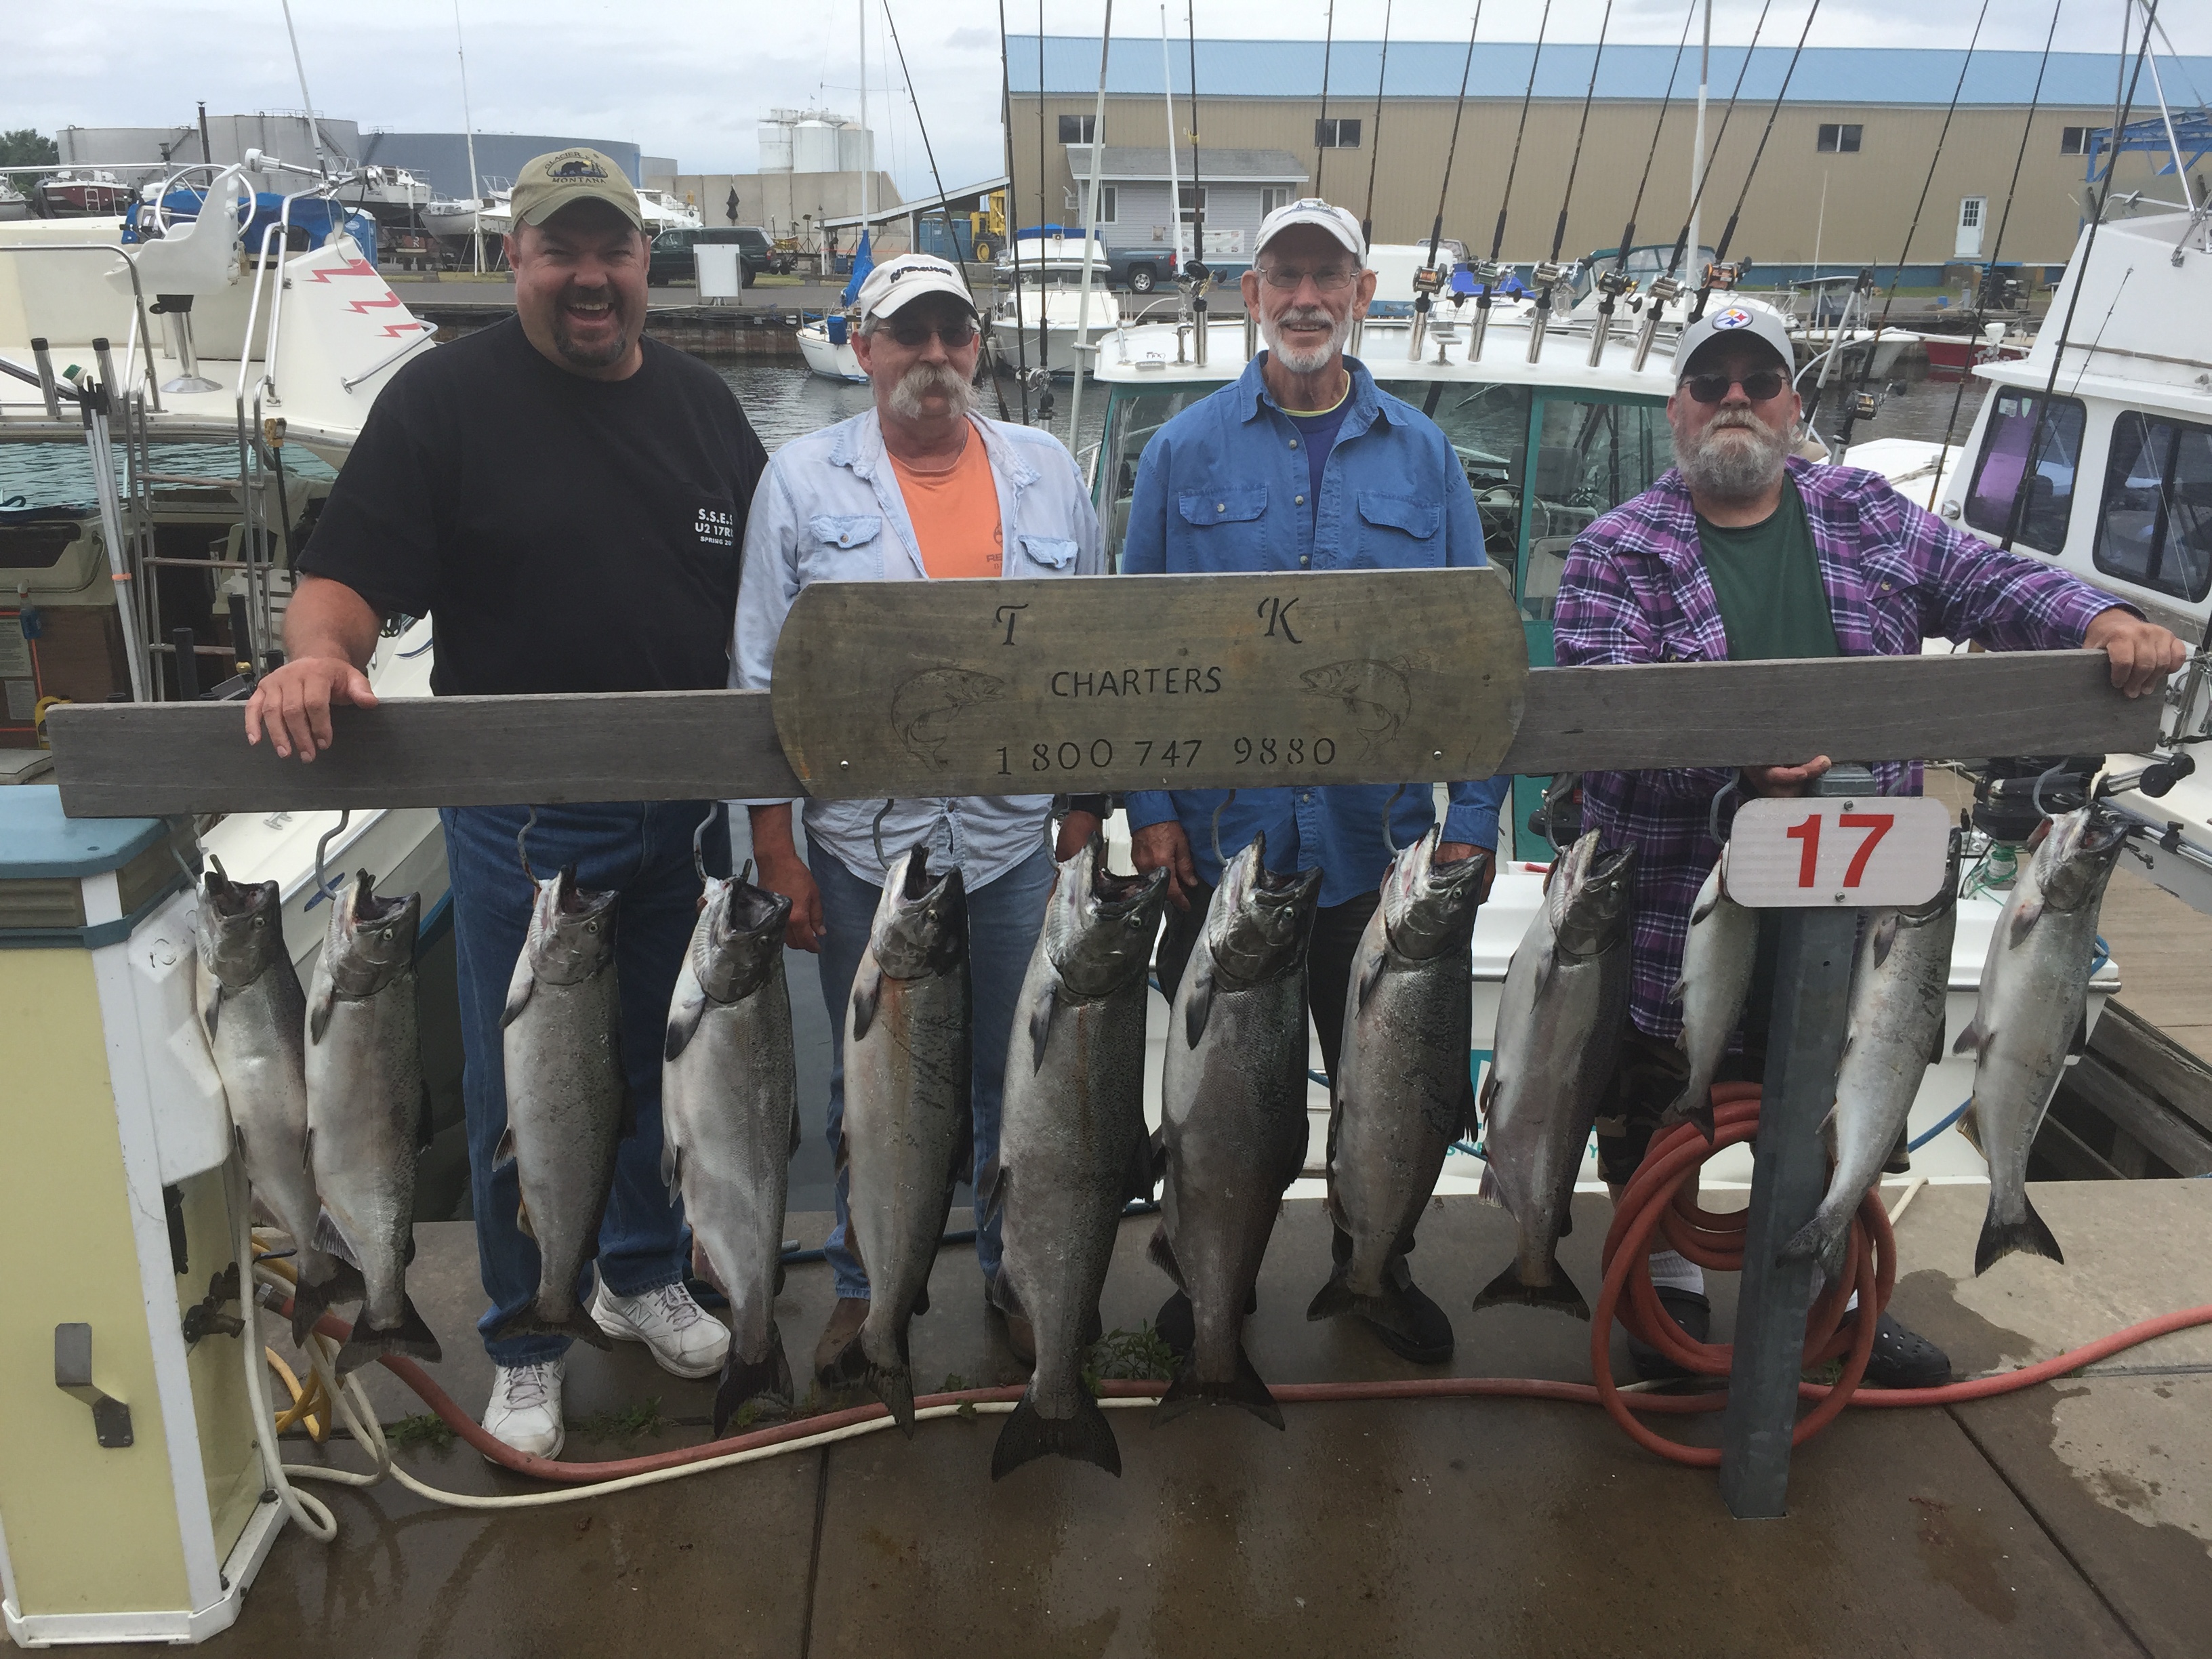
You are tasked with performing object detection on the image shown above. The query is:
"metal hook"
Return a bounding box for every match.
[516,804,539,887]
[1380,783,1409,859]
[313,810,352,901]
[872,799,895,871]
[2030,761,2070,822]
[738,859,754,887]
[1541,773,1580,862]
[1210,789,1239,867]
[1706,776,1741,846]
[692,802,723,885]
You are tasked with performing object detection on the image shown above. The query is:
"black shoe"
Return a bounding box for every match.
[1862,1311,1952,1389]
[1366,1261,1454,1366]
[1626,1286,1711,1382]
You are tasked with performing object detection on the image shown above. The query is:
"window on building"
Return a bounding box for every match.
[1963,391,2086,556]
[2095,412,2212,602]
[1084,184,1116,224]
[1260,186,1290,216]
[2060,127,2089,155]
[1816,123,1863,153]
[1058,115,1095,144]
[1177,184,1207,224]
[1315,117,1362,149]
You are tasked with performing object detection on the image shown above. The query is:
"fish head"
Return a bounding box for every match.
[872,844,968,979]
[1206,832,1322,986]
[197,858,285,989]
[932,668,1004,708]
[1298,661,1353,697]
[1046,836,1171,999]
[524,865,618,987]
[1381,826,1489,962]
[695,874,792,1003]
[327,870,421,998]
[1549,832,1636,960]
[2034,807,2127,914]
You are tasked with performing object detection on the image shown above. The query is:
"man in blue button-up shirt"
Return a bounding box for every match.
[1121,198,1512,1369]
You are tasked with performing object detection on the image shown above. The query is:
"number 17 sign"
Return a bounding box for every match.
[1726,796,1954,908]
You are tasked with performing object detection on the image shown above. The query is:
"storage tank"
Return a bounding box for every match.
[837,124,873,174]
[757,120,794,173]
[790,119,844,176]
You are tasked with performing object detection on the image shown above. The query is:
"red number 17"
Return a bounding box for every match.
[1785,811,1896,887]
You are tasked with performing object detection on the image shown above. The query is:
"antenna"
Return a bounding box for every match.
[996,0,1031,420]
[1185,3,1210,367]
[1359,0,1394,248]
[1315,0,1336,194]
[277,0,329,178]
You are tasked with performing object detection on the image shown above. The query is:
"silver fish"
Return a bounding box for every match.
[304,869,438,1375]
[1309,827,1488,1339]
[990,840,1169,1479]
[495,865,626,1351]
[842,845,971,1435]
[1665,853,1759,1139]
[1954,807,2125,1275]
[1154,834,1321,1429]
[1475,832,1635,1318]
[196,859,361,1347]
[663,872,798,1433]
[1782,833,1963,1284]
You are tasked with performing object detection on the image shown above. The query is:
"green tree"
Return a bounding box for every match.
[0,129,60,169]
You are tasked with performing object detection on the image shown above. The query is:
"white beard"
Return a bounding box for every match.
[1261,304,1353,377]
[1675,409,1793,504]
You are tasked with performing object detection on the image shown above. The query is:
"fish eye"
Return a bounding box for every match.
[251,916,266,928]
[584,920,598,933]
[376,928,392,941]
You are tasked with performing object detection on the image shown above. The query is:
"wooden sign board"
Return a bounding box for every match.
[769,569,1530,800]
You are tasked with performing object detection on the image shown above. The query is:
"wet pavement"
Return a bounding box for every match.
[24,1182,2212,1658]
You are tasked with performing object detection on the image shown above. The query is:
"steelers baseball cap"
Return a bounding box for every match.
[1254,198,1366,266]
[1673,300,1795,382]
[508,148,644,232]
[855,253,977,321]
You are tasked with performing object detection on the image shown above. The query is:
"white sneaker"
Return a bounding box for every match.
[481,1359,565,1460]
[590,1280,730,1380]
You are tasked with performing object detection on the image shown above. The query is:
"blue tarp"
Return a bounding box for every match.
[125,189,380,268]
[838,229,874,307]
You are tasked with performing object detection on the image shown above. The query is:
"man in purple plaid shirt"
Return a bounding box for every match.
[1553,301,2182,1387]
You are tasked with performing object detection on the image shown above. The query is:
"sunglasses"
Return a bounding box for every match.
[1683,370,1787,404]
[886,318,978,349]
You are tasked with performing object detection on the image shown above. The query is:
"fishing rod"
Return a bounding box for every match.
[1405,6,1480,367]
[884,0,1013,422]
[1684,0,1824,325]
[1824,0,1990,451]
[1525,0,1616,365]
[1348,0,1393,358]
[1033,0,1052,401]
[1999,0,2160,556]
[1631,0,1776,370]
[1918,0,2063,514]
[1468,0,1541,363]
[996,0,1031,420]
[1589,0,1696,368]
[1185,2,1210,368]
[1315,0,1336,197]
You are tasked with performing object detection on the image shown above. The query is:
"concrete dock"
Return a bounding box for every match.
[32,1181,2212,1658]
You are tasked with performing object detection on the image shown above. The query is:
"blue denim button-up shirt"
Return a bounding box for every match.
[1119,352,1511,907]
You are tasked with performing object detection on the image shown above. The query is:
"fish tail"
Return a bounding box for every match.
[712,1328,796,1437]
[1975,1193,2065,1276]
[1472,1256,1591,1321]
[287,1258,366,1348]
[1305,1268,1421,1339]
[1153,1343,1283,1431]
[1777,1209,1851,1288]
[991,1385,1122,1481]
[334,1293,443,1377]
[489,1297,614,1353]
[1660,1086,1717,1141]
[867,1361,916,1437]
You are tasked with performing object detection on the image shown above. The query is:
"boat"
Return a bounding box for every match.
[0,178,28,223]
[1846,204,2211,919]
[0,157,449,951]
[798,226,874,383]
[340,164,434,229]
[422,197,480,239]
[989,234,1122,375]
[30,170,131,218]
[1921,321,2032,375]
[638,188,703,232]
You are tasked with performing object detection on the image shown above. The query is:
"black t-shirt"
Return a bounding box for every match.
[299,317,768,695]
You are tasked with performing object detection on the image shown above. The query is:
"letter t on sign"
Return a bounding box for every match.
[995,604,1029,645]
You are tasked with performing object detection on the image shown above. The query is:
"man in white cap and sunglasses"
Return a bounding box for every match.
[733,253,1105,1385]
[1120,197,1513,1370]
[1554,298,2182,1387]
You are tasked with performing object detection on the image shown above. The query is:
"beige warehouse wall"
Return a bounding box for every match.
[1013,94,2178,267]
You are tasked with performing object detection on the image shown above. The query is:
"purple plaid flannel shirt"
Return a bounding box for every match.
[1553,457,2123,1042]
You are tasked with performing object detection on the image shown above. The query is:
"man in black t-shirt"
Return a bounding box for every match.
[243,148,769,1460]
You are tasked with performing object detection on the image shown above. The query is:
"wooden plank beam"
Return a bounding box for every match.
[45,649,2158,819]
[2059,1051,2212,1178]
[2088,1002,2212,1139]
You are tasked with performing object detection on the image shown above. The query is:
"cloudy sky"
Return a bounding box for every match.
[11,1,2208,190]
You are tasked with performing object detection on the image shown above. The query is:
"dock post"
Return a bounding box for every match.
[1717,764,1870,1519]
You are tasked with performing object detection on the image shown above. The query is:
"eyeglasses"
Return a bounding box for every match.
[1258,263,1358,293]
[886,318,978,348]
[1683,369,1787,404]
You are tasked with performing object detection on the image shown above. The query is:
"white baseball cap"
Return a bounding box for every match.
[853,253,976,321]
[1673,300,1795,382]
[1253,198,1366,266]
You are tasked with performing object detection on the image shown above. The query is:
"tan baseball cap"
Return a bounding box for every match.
[508,148,644,232]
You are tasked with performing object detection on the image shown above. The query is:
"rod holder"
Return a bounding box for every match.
[93,337,119,406]
[154,295,220,394]
[30,336,62,419]
[54,1324,134,1450]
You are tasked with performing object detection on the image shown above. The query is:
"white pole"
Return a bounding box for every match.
[453,0,484,273]
[1688,0,1709,276]
[278,0,329,178]
[860,0,872,249]
[1069,0,1113,464]
[1161,5,1183,268]
[1811,170,1827,279]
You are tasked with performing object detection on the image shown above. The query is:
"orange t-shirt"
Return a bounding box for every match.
[888,432,1003,579]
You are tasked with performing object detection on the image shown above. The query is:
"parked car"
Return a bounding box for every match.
[649,226,774,287]
[1108,246,1178,293]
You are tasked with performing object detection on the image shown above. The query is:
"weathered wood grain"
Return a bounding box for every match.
[1497,650,2158,777]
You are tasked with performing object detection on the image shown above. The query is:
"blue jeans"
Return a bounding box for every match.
[443,800,731,1365]
[814,840,1054,1301]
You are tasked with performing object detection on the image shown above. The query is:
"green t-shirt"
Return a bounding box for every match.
[1696,477,1841,661]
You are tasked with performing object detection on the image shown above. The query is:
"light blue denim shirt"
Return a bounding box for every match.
[1119,351,1511,907]
[732,407,1103,889]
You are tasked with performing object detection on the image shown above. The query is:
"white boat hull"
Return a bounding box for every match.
[988,316,1116,377]
[797,323,865,382]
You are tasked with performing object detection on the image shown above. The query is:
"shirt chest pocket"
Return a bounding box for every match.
[1350,491,1442,569]
[1860,552,1921,651]
[1177,487,1270,566]
[1014,533,1078,573]
[803,512,886,580]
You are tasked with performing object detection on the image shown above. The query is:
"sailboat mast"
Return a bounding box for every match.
[453,0,483,272]
[860,0,871,243]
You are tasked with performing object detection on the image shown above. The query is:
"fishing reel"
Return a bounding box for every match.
[1178,259,1212,298]
[1641,273,1685,316]
[1701,258,1753,292]
[1593,266,1637,303]
[1411,264,1446,298]
[1467,259,1510,298]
